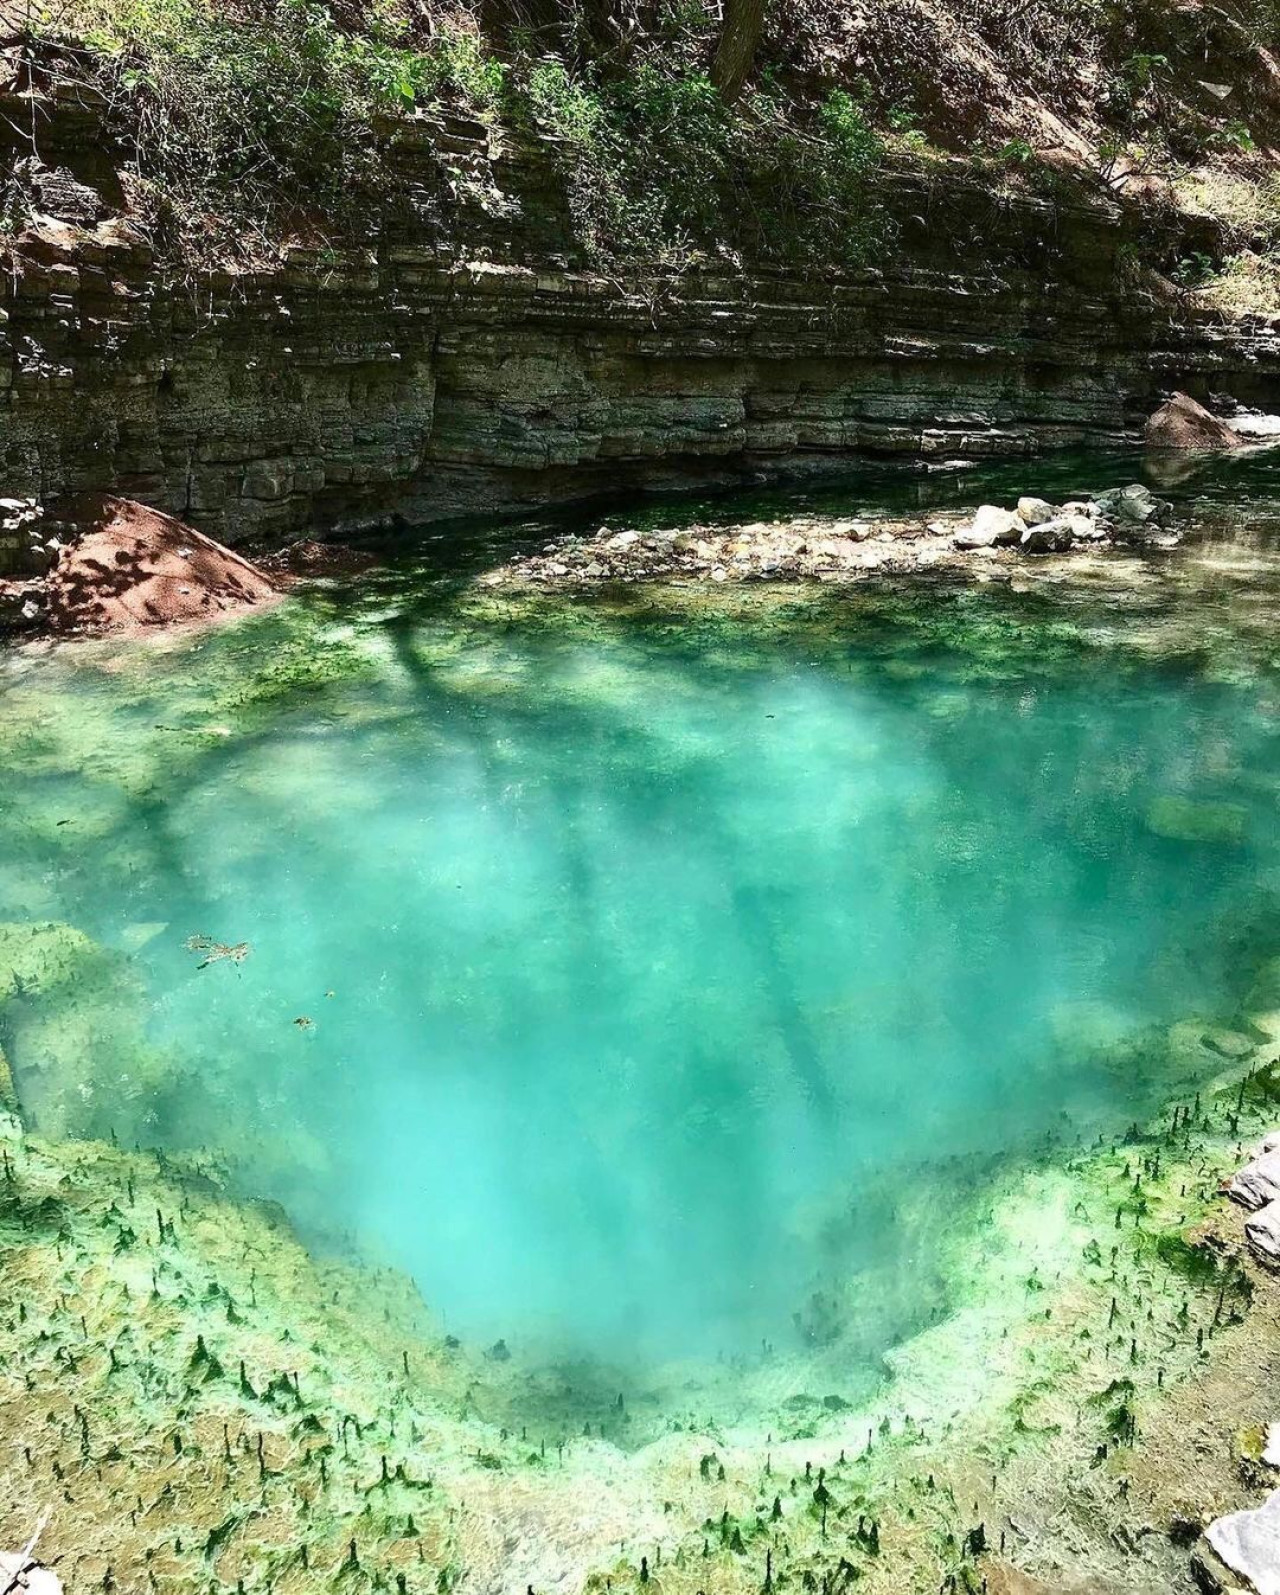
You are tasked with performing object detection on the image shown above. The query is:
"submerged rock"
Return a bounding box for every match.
[1146,393,1242,451]
[1205,1488,1280,1594]
[0,919,169,1140]
[1145,795,1248,846]
[0,920,101,1002]
[1201,1028,1258,1061]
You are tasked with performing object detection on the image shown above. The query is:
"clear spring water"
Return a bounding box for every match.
[3,452,1280,1383]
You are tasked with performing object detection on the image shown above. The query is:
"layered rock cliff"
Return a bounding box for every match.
[3,80,1280,549]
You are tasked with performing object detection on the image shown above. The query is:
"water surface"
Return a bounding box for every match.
[3,453,1280,1391]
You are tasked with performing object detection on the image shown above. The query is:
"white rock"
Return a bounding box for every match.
[1265,1424,1280,1468]
[1230,413,1280,438]
[955,505,1023,549]
[0,1557,61,1595]
[1207,1487,1280,1595]
[1248,1202,1280,1267]
[1066,512,1108,542]
[1016,497,1054,527]
[1230,1150,1280,1211]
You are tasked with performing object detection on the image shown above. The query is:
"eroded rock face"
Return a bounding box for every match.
[0,75,1277,544]
[1146,393,1243,451]
[0,497,56,578]
[0,213,1276,544]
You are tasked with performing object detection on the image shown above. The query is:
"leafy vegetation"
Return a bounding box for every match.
[44,0,507,251]
[520,62,884,266]
[8,0,1280,295]
[29,0,883,265]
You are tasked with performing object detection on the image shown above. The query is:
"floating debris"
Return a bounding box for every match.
[183,935,251,970]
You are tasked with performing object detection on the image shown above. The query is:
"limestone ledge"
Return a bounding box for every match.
[4,223,1280,551]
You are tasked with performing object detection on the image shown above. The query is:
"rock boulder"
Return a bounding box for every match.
[1247,1203,1280,1268]
[1094,483,1163,525]
[955,505,1025,549]
[0,1554,61,1595]
[1016,497,1055,527]
[1146,393,1242,451]
[1229,1150,1280,1211]
[1205,1488,1280,1595]
[1020,518,1076,554]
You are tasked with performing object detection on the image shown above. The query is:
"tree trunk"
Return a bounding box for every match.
[710,0,765,103]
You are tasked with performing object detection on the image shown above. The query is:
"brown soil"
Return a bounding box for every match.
[44,494,280,636]
[258,537,384,581]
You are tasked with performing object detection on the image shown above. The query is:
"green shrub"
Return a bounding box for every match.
[522,62,886,268]
[33,0,885,268]
[41,0,505,249]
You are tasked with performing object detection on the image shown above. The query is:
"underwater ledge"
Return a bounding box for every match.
[2,1037,1280,1595]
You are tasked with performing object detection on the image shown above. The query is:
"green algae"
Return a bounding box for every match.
[1145,795,1251,847]
[3,464,1280,1588]
[0,1060,1271,1594]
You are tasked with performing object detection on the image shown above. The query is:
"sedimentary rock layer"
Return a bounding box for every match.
[3,104,1280,546]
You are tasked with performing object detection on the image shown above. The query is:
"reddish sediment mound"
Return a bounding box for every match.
[45,495,280,635]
